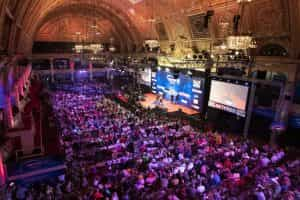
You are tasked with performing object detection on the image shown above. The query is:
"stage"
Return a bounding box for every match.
[139,93,199,115]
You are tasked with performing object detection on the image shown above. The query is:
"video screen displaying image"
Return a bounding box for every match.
[151,68,205,111]
[139,67,152,86]
[208,80,249,117]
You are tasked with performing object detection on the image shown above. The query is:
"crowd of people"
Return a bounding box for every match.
[6,82,300,200]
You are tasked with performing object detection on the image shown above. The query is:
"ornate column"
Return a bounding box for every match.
[14,85,20,108]
[18,78,24,97]
[89,61,93,81]
[21,70,26,91]
[270,82,293,147]
[8,20,17,55]
[70,60,75,82]
[0,153,6,187]
[4,95,13,128]
[243,82,256,138]
[50,58,54,82]
[24,64,31,87]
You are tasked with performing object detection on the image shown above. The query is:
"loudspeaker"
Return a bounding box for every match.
[207,10,214,16]
[192,46,199,54]
[204,11,214,28]
[170,44,175,51]
[257,91,273,107]
[204,15,209,28]
[217,67,225,76]
[257,70,267,80]
[233,15,241,32]
[33,148,41,154]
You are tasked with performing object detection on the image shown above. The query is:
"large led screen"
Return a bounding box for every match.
[151,69,205,111]
[138,67,152,86]
[208,80,249,117]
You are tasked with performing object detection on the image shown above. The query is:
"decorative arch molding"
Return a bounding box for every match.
[259,43,288,57]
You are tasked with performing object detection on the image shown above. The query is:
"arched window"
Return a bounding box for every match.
[259,44,288,57]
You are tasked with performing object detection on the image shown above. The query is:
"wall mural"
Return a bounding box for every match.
[155,22,169,41]
[188,13,209,39]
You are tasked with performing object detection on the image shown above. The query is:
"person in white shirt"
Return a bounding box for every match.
[261,156,270,167]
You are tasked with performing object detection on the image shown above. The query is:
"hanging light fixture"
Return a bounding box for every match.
[249,39,257,49]
[237,0,252,3]
[87,0,103,54]
[144,40,160,51]
[74,32,83,53]
[226,35,255,50]
[106,0,116,53]
[225,0,256,50]
[109,37,116,52]
[214,0,230,51]
[109,46,116,52]
[143,0,160,51]
[90,44,103,54]
[220,42,227,50]
[75,44,83,53]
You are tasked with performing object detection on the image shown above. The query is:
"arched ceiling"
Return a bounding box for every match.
[10,0,214,52]
[35,15,118,43]
[13,0,156,53]
[0,0,299,57]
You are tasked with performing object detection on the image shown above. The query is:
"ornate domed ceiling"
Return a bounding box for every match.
[35,15,115,43]
[0,0,299,57]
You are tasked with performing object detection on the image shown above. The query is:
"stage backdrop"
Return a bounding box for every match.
[151,68,205,112]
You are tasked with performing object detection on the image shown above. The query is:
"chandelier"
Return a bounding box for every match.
[109,45,116,52]
[226,36,256,50]
[74,44,84,53]
[237,0,252,3]
[143,0,160,52]
[73,0,103,54]
[90,44,103,54]
[218,0,256,50]
[74,44,104,54]
[144,40,160,51]
[109,37,116,52]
